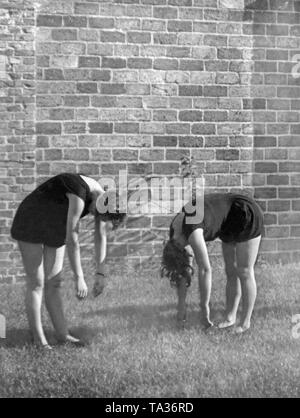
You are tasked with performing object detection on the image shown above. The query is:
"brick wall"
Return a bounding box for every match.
[0,0,35,283]
[0,0,300,282]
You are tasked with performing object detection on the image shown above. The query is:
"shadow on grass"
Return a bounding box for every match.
[3,326,101,348]
[82,301,296,334]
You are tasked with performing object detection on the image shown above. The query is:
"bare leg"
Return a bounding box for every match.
[18,241,48,347]
[44,245,82,344]
[235,236,261,333]
[218,242,241,329]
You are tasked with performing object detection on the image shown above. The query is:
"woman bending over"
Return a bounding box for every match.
[11,172,126,348]
[161,192,264,334]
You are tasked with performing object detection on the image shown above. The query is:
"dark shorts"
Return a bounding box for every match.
[183,195,264,243]
[11,194,68,248]
[219,197,264,243]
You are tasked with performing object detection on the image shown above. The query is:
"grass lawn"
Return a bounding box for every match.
[0,262,299,398]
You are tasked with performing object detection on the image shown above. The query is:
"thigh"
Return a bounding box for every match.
[18,241,44,282]
[43,245,66,280]
[236,236,261,269]
[222,241,236,271]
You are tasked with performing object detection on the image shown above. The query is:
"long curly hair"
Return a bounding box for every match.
[160,239,194,288]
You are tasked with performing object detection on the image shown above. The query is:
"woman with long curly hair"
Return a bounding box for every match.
[11,172,126,349]
[161,192,264,334]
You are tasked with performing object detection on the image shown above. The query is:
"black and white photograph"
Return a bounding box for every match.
[0,0,299,400]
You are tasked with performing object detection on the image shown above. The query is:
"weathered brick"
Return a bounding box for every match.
[89,17,114,29]
[179,136,203,147]
[44,69,64,80]
[115,45,140,57]
[167,46,190,58]
[115,123,139,134]
[153,136,177,147]
[103,57,126,69]
[61,42,86,55]
[51,56,78,68]
[48,108,74,121]
[77,82,98,94]
[100,84,126,95]
[127,31,151,44]
[179,111,202,122]
[78,56,100,68]
[63,148,89,161]
[36,122,61,135]
[254,188,277,199]
[89,122,113,134]
[153,162,180,175]
[52,29,77,41]
[90,70,111,81]
[140,149,164,161]
[37,15,62,27]
[128,58,152,69]
[203,86,227,97]
[100,109,126,121]
[204,111,228,122]
[113,149,138,161]
[254,136,277,147]
[141,122,165,134]
[74,2,99,15]
[153,110,177,122]
[101,31,126,43]
[179,86,203,96]
[167,20,192,32]
[64,16,87,27]
[64,96,89,107]
[153,33,177,45]
[117,97,143,108]
[64,122,86,134]
[154,7,178,19]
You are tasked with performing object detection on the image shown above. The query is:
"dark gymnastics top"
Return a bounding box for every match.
[170,193,264,243]
[11,173,93,248]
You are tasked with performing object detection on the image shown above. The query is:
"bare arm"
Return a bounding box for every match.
[188,229,213,327]
[93,216,107,297]
[66,193,88,299]
[94,215,107,274]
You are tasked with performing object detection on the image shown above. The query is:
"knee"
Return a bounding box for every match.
[225,265,237,280]
[45,272,63,291]
[26,275,44,292]
[236,266,253,280]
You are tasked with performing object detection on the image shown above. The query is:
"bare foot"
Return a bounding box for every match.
[234,325,250,334]
[57,334,86,347]
[218,319,236,329]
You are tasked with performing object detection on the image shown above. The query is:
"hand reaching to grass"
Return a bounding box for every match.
[75,275,88,300]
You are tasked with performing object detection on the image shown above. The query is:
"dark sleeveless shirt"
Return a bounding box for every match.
[11,173,93,247]
[170,193,264,243]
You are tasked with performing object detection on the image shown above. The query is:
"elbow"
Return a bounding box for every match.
[198,264,212,276]
[66,237,80,248]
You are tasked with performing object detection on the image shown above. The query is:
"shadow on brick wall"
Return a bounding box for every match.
[244,0,300,263]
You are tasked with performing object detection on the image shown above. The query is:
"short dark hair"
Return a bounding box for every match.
[100,211,127,230]
[160,239,194,288]
[96,190,127,230]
